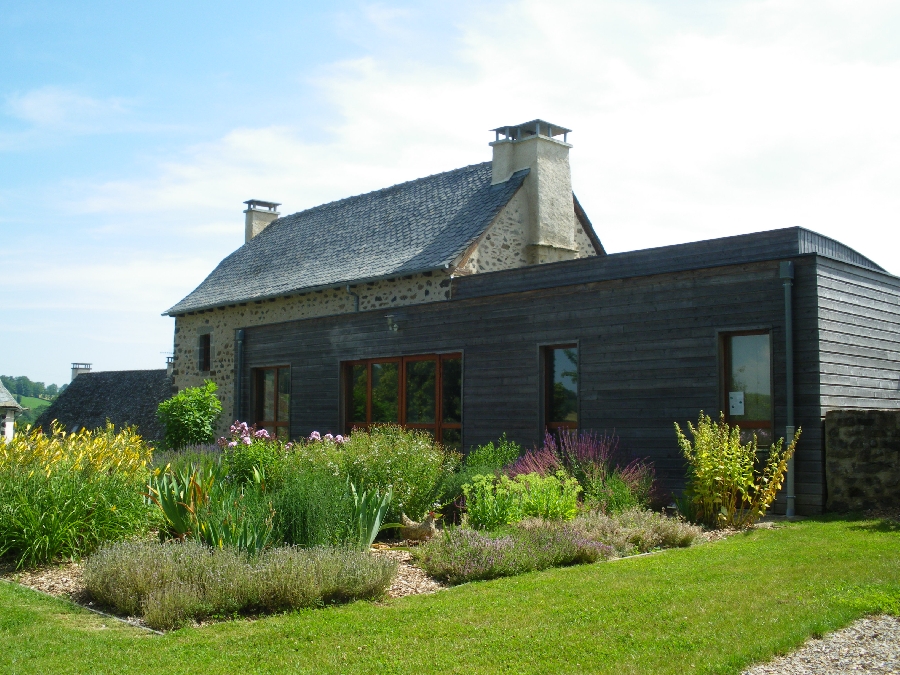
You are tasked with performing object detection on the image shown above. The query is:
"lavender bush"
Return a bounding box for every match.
[416,508,699,584]
[414,524,612,583]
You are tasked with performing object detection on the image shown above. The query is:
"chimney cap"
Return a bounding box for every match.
[491,120,571,142]
[71,363,92,369]
[244,199,281,212]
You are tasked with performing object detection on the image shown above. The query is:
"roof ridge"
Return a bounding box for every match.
[275,161,492,223]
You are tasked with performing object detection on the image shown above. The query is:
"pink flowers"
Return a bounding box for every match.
[307,431,346,444]
[218,420,279,448]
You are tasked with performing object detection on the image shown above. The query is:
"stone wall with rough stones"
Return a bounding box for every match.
[825,409,900,511]
[173,271,452,434]
[457,191,597,275]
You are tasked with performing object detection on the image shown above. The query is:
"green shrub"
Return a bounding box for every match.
[0,462,151,568]
[462,471,581,530]
[83,541,397,630]
[465,434,521,470]
[157,381,223,450]
[271,467,353,548]
[675,411,800,528]
[294,425,459,521]
[225,440,286,487]
[439,434,523,510]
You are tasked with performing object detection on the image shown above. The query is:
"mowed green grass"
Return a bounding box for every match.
[1,517,897,675]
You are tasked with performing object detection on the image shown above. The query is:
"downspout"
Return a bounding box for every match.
[234,329,245,422]
[346,285,360,312]
[779,261,796,517]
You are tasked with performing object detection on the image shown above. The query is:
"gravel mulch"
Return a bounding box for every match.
[742,614,900,674]
[371,546,446,598]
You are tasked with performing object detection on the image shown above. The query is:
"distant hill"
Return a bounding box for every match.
[15,395,52,428]
[0,374,67,402]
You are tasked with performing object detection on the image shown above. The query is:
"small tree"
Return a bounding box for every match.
[674,411,800,529]
[157,381,222,450]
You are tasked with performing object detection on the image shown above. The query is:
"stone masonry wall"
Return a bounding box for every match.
[457,191,598,275]
[173,271,452,435]
[825,409,900,511]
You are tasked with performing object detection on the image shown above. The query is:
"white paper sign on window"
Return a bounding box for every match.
[729,391,745,416]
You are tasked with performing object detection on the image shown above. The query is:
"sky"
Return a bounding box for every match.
[2,0,899,387]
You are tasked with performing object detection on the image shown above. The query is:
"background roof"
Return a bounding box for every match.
[34,370,174,441]
[0,381,24,412]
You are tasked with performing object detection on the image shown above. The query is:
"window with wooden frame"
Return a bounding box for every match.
[344,353,462,449]
[722,331,773,445]
[254,366,290,439]
[544,344,578,431]
[198,334,211,372]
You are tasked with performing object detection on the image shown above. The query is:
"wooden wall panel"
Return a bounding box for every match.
[241,256,841,513]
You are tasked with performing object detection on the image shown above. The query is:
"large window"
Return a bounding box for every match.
[545,344,578,430]
[723,332,772,445]
[254,366,290,439]
[345,353,462,449]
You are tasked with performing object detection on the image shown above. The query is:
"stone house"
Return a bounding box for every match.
[166,119,900,514]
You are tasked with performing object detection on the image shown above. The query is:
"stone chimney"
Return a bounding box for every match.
[490,120,578,264]
[244,200,281,243]
[71,363,92,381]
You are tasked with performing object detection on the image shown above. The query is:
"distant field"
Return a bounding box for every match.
[17,396,51,411]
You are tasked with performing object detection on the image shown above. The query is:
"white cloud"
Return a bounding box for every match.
[62,0,900,274]
[4,86,132,132]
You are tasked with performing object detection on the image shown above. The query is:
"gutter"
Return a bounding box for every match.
[779,261,796,518]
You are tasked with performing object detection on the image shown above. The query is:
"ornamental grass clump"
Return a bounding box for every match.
[675,411,801,529]
[0,424,152,568]
[83,541,397,631]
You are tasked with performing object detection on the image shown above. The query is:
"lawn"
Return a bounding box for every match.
[1,516,898,675]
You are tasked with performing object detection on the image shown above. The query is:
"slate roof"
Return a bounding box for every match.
[166,162,530,315]
[0,381,24,412]
[34,370,175,441]
[452,226,891,301]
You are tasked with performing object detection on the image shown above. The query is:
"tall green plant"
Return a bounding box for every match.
[157,381,222,450]
[147,461,273,554]
[0,461,150,568]
[348,482,393,550]
[462,472,581,530]
[674,411,800,528]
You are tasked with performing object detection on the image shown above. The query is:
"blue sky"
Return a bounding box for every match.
[2,0,899,387]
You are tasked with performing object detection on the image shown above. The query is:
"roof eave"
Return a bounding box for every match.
[163,264,454,317]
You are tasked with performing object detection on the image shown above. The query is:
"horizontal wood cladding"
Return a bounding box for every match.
[816,259,900,412]
[241,256,834,513]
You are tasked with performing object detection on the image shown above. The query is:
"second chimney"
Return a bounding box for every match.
[244,200,281,243]
[71,363,92,382]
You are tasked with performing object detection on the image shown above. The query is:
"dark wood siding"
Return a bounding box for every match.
[241,256,835,514]
[817,258,900,410]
